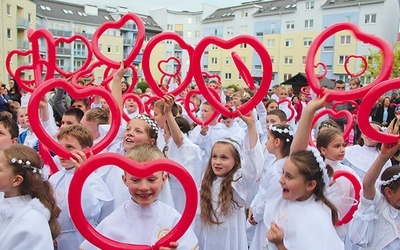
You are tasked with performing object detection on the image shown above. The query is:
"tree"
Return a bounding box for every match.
[364,42,400,79]
[137,81,149,93]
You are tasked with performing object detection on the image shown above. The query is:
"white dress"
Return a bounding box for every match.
[349,190,400,250]
[198,135,263,250]
[0,194,54,250]
[49,168,113,250]
[80,200,198,250]
[263,194,344,250]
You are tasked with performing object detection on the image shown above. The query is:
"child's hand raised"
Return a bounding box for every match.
[306,93,329,111]
[239,111,255,127]
[113,62,128,80]
[380,139,400,160]
[160,242,179,250]
[163,94,175,114]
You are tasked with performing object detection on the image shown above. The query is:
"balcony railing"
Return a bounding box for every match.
[49,29,72,37]
[56,47,72,55]
[74,50,87,57]
[123,38,133,45]
[17,40,30,50]
[75,32,93,40]
[17,17,29,29]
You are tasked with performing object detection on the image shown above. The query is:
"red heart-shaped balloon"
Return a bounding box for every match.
[68,153,198,250]
[28,78,121,159]
[202,71,222,89]
[358,78,400,143]
[122,93,144,122]
[175,98,197,113]
[192,35,272,118]
[71,61,105,89]
[92,13,145,68]
[331,100,359,115]
[305,22,393,102]
[278,99,295,122]
[143,96,162,116]
[157,57,181,77]
[344,55,368,78]
[142,31,194,97]
[102,64,139,92]
[300,86,311,97]
[308,108,353,147]
[314,62,327,80]
[231,51,255,90]
[5,49,36,92]
[38,142,59,175]
[54,34,93,78]
[333,170,361,226]
[159,75,181,93]
[185,88,220,126]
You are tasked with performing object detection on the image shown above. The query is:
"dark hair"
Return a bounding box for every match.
[268,109,287,122]
[318,119,341,132]
[121,81,130,94]
[0,111,19,139]
[380,165,400,200]
[316,128,343,152]
[71,98,90,109]
[64,108,84,123]
[174,116,191,135]
[269,124,293,157]
[265,99,278,110]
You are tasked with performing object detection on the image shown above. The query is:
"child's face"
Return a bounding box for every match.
[231,96,241,107]
[0,155,18,197]
[278,89,288,100]
[266,114,283,127]
[123,171,166,206]
[124,98,138,114]
[265,130,277,155]
[58,135,85,168]
[222,118,234,128]
[152,106,166,129]
[320,135,345,161]
[71,100,88,112]
[211,143,236,177]
[100,98,109,109]
[0,123,17,150]
[201,104,214,122]
[279,157,314,201]
[17,108,29,128]
[349,81,359,90]
[266,102,278,113]
[123,119,153,151]
[121,83,128,92]
[59,115,80,131]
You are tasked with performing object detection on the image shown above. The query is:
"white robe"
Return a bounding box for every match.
[49,168,113,250]
[0,194,54,250]
[197,134,263,250]
[80,200,198,250]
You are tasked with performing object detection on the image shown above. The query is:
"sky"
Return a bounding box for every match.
[63,0,247,15]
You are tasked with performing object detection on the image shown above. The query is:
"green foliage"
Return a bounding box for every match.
[225,84,239,92]
[365,42,400,79]
[137,81,149,93]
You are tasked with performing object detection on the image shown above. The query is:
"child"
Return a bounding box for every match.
[265,99,279,113]
[220,109,246,147]
[249,124,293,250]
[80,108,109,144]
[277,86,297,128]
[0,111,19,150]
[0,144,61,249]
[59,108,84,131]
[349,140,400,249]
[49,125,113,250]
[197,111,263,249]
[80,144,198,250]
[17,106,39,151]
[16,106,29,134]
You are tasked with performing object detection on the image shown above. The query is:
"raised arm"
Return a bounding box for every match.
[111,62,128,114]
[363,140,400,200]
[239,111,257,149]
[290,94,328,153]
[164,94,183,148]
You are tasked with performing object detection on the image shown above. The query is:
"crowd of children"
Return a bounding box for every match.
[1,68,400,250]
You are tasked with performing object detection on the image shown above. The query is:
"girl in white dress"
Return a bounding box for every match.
[249,124,293,250]
[197,112,263,249]
[349,139,400,249]
[80,144,198,250]
[0,144,61,250]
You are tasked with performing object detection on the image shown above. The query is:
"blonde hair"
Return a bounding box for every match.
[126,143,164,162]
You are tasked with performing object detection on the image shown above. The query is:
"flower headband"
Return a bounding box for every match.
[310,148,330,187]
[269,124,294,142]
[134,114,159,134]
[215,139,243,161]
[381,173,400,187]
[10,158,48,181]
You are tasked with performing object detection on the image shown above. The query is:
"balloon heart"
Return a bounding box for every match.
[5,49,36,92]
[157,57,181,76]
[201,71,222,88]
[278,99,295,122]
[314,62,327,80]
[68,153,198,250]
[143,96,162,116]
[300,86,311,97]
[122,93,144,122]
[38,142,59,175]
[344,55,367,77]
[185,88,220,126]
[305,22,393,102]
[192,35,272,118]
[143,31,194,97]
[358,78,400,143]
[231,52,255,90]
[331,100,359,115]
[308,108,353,147]
[175,98,197,113]
[92,13,145,69]
[54,34,93,77]
[28,78,121,159]
[333,170,361,226]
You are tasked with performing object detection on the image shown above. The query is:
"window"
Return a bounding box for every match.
[240,25,248,34]
[107,46,112,53]
[255,32,263,37]
[188,17,192,24]
[74,60,85,70]
[284,56,293,65]
[340,35,351,45]
[364,14,377,24]
[266,39,275,48]
[323,46,334,52]
[74,43,86,56]
[211,57,218,64]
[195,16,201,23]
[211,44,218,50]
[167,24,173,31]
[225,57,231,65]
[285,39,294,47]
[286,21,295,30]
[7,28,11,40]
[6,4,11,16]
[116,46,120,54]
[226,27,234,36]
[302,56,306,65]
[225,73,232,80]
[187,31,192,38]
[305,1,315,10]
[254,65,262,70]
[303,37,312,47]
[195,30,200,38]
[345,15,351,22]
[240,43,247,49]
[270,56,274,64]
[304,19,314,28]
[283,74,292,81]
[28,13,32,23]
[166,40,173,45]
[56,59,65,67]
[338,55,348,65]
[241,10,248,17]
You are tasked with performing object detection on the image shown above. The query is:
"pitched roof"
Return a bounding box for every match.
[321,0,385,9]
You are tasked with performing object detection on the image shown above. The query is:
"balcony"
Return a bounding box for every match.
[121,23,136,31]
[175,31,183,36]
[17,40,30,50]
[17,17,29,29]
[56,47,72,55]
[264,28,281,34]
[74,50,87,57]
[49,29,72,37]
[75,32,93,40]
[123,38,133,45]
[174,44,182,51]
